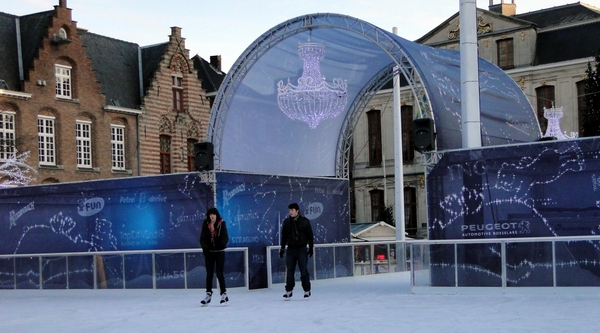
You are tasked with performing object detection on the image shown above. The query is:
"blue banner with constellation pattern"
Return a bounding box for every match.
[215,172,350,289]
[0,172,349,289]
[427,137,600,287]
[0,173,212,255]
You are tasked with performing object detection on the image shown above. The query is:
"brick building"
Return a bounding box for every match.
[0,0,224,184]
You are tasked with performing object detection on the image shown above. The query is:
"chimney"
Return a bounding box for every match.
[170,26,182,38]
[489,0,516,16]
[210,55,222,72]
[59,0,67,8]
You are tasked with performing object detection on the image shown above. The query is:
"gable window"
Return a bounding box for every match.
[497,38,514,69]
[76,120,92,168]
[187,139,198,172]
[172,75,184,112]
[404,187,417,236]
[55,64,72,99]
[369,189,385,222]
[367,109,382,166]
[38,116,56,166]
[58,28,67,39]
[111,125,125,171]
[401,105,415,163]
[160,135,171,174]
[0,111,15,162]
[536,85,555,135]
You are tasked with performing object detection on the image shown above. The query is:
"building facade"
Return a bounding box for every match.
[0,0,224,185]
[351,1,600,237]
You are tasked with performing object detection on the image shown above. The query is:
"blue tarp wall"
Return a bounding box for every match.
[427,137,600,287]
[0,172,349,289]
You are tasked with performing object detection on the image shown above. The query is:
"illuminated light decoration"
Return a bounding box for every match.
[277,41,348,129]
[542,106,578,140]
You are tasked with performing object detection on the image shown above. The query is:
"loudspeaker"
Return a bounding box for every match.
[413,118,435,153]
[194,142,214,171]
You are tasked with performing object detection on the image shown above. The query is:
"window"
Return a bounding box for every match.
[404,187,417,236]
[497,38,514,69]
[172,75,184,112]
[367,109,382,166]
[0,111,15,162]
[160,135,171,174]
[576,81,586,135]
[55,64,72,99]
[187,139,197,172]
[38,116,56,166]
[111,125,125,171]
[76,121,92,168]
[536,85,555,135]
[369,189,384,222]
[401,105,414,162]
[58,28,67,39]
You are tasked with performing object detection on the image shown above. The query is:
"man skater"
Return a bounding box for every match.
[279,203,314,299]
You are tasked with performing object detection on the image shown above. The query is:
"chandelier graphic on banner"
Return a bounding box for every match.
[277,41,348,129]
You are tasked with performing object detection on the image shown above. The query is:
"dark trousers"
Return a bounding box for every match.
[285,247,310,292]
[204,251,226,295]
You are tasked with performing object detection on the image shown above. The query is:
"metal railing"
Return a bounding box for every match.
[409,236,600,294]
[0,248,249,290]
[266,241,410,288]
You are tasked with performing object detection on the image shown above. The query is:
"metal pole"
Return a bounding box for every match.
[459,0,482,148]
[393,65,406,241]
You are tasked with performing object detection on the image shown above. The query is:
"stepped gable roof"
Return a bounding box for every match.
[0,12,20,90]
[192,55,226,94]
[81,31,141,109]
[535,20,600,64]
[140,42,168,94]
[515,2,600,29]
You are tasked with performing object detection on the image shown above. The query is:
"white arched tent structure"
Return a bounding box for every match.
[208,13,540,178]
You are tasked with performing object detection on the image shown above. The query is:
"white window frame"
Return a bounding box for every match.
[38,115,56,166]
[111,125,125,171]
[0,111,16,162]
[76,120,92,168]
[55,64,72,99]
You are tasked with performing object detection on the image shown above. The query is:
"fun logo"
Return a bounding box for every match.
[78,197,105,216]
[304,202,323,220]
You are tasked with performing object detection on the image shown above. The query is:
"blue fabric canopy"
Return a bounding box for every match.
[209,13,540,177]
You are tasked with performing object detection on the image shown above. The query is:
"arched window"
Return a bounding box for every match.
[55,64,72,99]
[58,28,67,39]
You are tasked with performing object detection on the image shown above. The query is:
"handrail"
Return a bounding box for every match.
[0,247,249,290]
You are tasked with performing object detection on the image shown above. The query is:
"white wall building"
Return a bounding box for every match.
[351,1,600,237]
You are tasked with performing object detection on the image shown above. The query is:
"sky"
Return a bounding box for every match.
[1,272,599,333]
[2,0,596,73]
